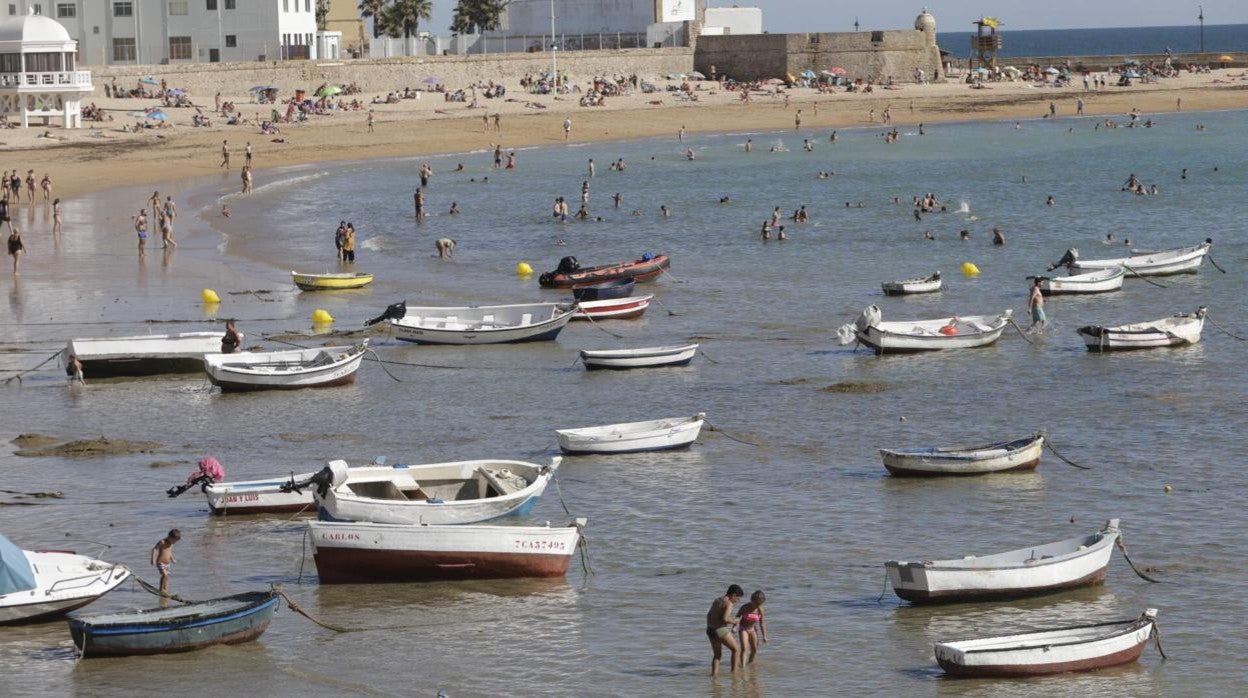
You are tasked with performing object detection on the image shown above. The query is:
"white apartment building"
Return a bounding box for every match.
[4,0,319,66]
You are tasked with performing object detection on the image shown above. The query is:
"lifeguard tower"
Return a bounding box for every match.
[971,16,1002,71]
[0,10,92,129]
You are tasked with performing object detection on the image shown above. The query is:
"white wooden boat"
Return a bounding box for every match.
[291,271,374,291]
[203,342,368,391]
[571,295,653,320]
[388,302,576,344]
[935,609,1158,677]
[880,433,1044,476]
[837,306,1013,355]
[1052,240,1211,276]
[556,413,705,454]
[1034,267,1125,295]
[201,473,313,515]
[882,271,942,296]
[0,535,130,624]
[64,332,222,378]
[580,344,698,370]
[886,520,1120,603]
[309,518,587,584]
[1077,307,1206,352]
[314,457,561,525]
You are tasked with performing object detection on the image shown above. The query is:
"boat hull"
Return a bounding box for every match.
[881,436,1044,476]
[1069,242,1209,276]
[206,479,313,515]
[936,617,1154,678]
[67,333,223,378]
[308,521,582,583]
[1077,311,1205,352]
[857,325,1007,354]
[0,551,131,625]
[291,271,374,291]
[1039,269,1125,295]
[571,295,652,320]
[68,592,279,658]
[540,256,670,288]
[937,639,1148,677]
[205,344,367,391]
[581,345,697,370]
[894,568,1107,603]
[391,305,575,345]
[0,594,113,625]
[207,369,359,392]
[556,415,705,454]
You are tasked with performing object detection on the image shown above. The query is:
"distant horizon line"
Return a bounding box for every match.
[762,21,1246,34]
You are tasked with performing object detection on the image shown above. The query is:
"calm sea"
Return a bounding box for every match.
[2,107,1247,696]
[941,23,1248,58]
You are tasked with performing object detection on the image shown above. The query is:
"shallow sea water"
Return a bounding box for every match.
[2,108,1247,696]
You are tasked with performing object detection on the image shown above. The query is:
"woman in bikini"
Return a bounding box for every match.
[51,198,63,235]
[737,590,768,665]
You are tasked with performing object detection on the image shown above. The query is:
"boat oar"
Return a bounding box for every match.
[3,349,63,385]
[1205,313,1248,341]
[1122,265,1170,288]
[1043,438,1093,470]
[1207,254,1227,273]
[1116,538,1163,583]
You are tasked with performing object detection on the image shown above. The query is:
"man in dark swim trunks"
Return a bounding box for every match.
[706,584,743,677]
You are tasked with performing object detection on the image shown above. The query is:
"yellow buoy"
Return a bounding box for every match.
[961,262,981,277]
[201,288,220,304]
[1164,485,1172,493]
[312,309,334,325]
[516,261,533,276]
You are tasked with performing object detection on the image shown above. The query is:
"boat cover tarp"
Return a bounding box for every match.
[0,533,36,595]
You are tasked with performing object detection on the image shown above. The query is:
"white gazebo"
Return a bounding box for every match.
[0,10,92,128]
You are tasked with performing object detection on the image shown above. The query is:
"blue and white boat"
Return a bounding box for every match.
[0,535,130,625]
[68,590,279,658]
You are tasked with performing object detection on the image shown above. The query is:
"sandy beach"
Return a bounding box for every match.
[8,68,1247,200]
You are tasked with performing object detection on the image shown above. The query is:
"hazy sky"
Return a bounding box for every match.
[425,1,1245,35]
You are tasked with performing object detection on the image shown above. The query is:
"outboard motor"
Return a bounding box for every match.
[364,300,407,327]
[1047,248,1078,271]
[281,459,350,500]
[166,456,226,498]
[836,306,882,345]
[556,256,580,274]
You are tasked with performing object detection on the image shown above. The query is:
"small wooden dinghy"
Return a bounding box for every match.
[571,277,635,302]
[838,305,1013,355]
[1051,240,1210,276]
[886,520,1120,603]
[309,518,587,584]
[0,535,130,625]
[64,332,222,378]
[571,295,652,321]
[1077,307,1206,352]
[291,271,374,291]
[580,344,698,370]
[935,609,1158,677]
[1033,267,1125,295]
[882,271,941,296]
[203,342,368,391]
[382,302,576,345]
[880,433,1044,476]
[68,591,280,658]
[539,254,670,288]
[556,413,705,454]
[313,458,561,525]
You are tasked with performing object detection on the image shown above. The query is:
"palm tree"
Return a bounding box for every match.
[451,0,509,35]
[359,0,388,39]
[316,0,332,31]
[381,0,433,39]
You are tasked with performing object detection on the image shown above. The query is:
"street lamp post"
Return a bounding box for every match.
[1198,6,1205,54]
[551,0,557,79]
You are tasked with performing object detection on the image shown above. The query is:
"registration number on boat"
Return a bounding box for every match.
[514,540,567,551]
[224,493,261,503]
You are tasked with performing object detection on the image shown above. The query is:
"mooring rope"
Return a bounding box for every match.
[1152,618,1168,659]
[1007,318,1036,344]
[364,348,402,382]
[1205,314,1248,341]
[1044,438,1093,470]
[703,419,760,446]
[579,308,627,339]
[1122,265,1170,288]
[1207,254,1227,274]
[3,349,62,384]
[1117,538,1163,583]
[697,348,720,364]
[271,585,420,634]
[659,267,686,284]
[876,569,890,603]
[647,295,679,317]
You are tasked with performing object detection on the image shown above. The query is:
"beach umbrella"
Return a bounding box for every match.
[145,110,168,121]
[688,70,706,79]
[167,87,186,96]
[801,69,817,79]
[316,85,342,97]
[421,76,441,85]
[140,76,159,85]
[127,110,147,118]
[1123,70,1141,78]
[1219,55,1233,62]
[667,72,686,80]
[1044,67,1060,75]
[827,67,847,76]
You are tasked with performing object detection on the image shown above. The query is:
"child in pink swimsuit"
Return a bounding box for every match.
[737,590,768,665]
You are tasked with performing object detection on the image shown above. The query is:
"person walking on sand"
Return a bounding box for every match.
[707,584,744,677]
[220,140,230,169]
[7,225,23,274]
[164,196,177,226]
[24,170,34,204]
[563,117,572,140]
[1028,277,1047,332]
[367,110,375,133]
[150,529,181,603]
[737,590,768,666]
[39,173,51,203]
[241,165,253,194]
[51,198,62,235]
[493,113,501,132]
[245,141,253,166]
[795,109,802,131]
[159,212,176,248]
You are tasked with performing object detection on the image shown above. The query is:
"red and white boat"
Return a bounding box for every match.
[572,295,652,321]
[308,518,587,584]
[935,609,1158,677]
